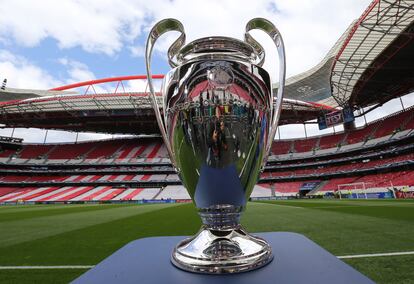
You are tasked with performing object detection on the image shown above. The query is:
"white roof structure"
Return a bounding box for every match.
[0,88,333,134]
[331,0,414,106]
[274,0,414,108]
[0,87,75,102]
[273,21,355,107]
[0,93,157,115]
[0,92,329,117]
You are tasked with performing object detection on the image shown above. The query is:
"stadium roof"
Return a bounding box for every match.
[0,87,75,102]
[276,0,414,108]
[332,0,414,107]
[0,77,334,134]
[272,23,353,108]
[0,0,412,135]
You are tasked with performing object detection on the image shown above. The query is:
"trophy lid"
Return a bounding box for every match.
[176,36,265,67]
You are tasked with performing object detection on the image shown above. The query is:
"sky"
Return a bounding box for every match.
[0,0,411,142]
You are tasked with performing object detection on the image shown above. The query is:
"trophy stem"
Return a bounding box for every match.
[198,204,243,230]
[171,205,273,274]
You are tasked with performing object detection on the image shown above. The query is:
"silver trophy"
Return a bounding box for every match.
[145,18,285,274]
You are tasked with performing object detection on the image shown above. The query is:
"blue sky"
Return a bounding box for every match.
[5,0,410,142]
[0,0,373,89]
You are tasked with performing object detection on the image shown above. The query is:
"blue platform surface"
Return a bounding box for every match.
[72,232,374,284]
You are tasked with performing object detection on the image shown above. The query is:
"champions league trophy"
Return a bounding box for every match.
[145,18,285,274]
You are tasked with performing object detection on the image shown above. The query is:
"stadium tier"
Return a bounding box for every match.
[0,107,413,202]
[0,138,165,161]
[271,107,414,158]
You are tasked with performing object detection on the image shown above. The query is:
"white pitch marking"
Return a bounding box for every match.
[0,265,94,270]
[271,204,304,209]
[255,202,304,209]
[337,251,414,259]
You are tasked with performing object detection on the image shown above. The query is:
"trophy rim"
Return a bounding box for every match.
[177,36,261,65]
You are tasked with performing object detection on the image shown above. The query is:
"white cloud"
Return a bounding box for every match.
[0,50,101,90]
[124,78,164,93]
[0,0,147,55]
[129,45,145,58]
[0,49,60,89]
[56,57,113,96]
[0,0,371,75]
[0,0,373,98]
[0,51,115,142]
[58,58,96,83]
[138,0,371,78]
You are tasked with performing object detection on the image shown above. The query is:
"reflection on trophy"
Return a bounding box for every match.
[145,18,285,274]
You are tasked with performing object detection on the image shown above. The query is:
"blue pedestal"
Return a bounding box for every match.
[72,232,374,284]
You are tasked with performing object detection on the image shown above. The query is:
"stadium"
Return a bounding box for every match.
[0,0,413,283]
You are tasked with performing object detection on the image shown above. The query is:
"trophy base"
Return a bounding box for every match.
[171,225,273,274]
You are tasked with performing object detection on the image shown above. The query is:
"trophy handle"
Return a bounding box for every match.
[245,18,286,170]
[145,18,186,170]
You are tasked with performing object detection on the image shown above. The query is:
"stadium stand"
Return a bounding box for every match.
[134,188,162,200]
[270,107,414,157]
[0,0,412,204]
[293,138,318,153]
[318,133,344,150]
[0,100,413,203]
[155,185,191,200]
[112,188,145,201]
[0,131,414,203]
[271,140,292,155]
[18,145,51,159]
[250,185,273,198]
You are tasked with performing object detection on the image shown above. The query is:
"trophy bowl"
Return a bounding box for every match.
[145,18,285,274]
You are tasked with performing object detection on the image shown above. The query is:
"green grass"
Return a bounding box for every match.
[0,199,413,283]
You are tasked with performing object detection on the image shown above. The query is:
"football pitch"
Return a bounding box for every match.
[0,199,413,283]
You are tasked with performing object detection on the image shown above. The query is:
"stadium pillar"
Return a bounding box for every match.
[10,128,15,138]
[303,124,308,138]
[390,181,396,199]
[399,96,405,110]
[343,120,356,131]
[43,130,48,144]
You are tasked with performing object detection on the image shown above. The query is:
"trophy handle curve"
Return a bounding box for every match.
[145,18,186,170]
[245,18,286,170]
